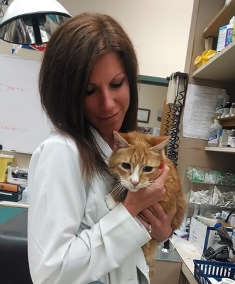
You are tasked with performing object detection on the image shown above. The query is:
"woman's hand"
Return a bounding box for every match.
[122,165,169,217]
[137,200,176,242]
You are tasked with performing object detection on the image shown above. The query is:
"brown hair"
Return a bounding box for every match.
[39,13,139,180]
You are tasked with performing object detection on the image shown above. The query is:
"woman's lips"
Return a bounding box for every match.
[100,111,119,120]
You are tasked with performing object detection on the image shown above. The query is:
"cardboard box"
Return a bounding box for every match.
[216,25,227,52]
[189,216,232,256]
[0,182,19,192]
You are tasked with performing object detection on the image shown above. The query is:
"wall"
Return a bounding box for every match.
[0,0,194,78]
[59,0,194,78]
[138,84,167,130]
[0,1,194,167]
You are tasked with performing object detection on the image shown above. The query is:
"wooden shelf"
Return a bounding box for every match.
[194,0,235,81]
[216,114,235,127]
[203,0,235,38]
[193,40,235,81]
[205,146,235,153]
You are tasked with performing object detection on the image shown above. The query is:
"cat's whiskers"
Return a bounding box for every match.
[111,182,126,198]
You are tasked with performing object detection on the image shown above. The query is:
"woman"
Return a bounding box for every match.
[28,13,176,284]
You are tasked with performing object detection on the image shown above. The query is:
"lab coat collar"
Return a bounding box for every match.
[89,125,113,160]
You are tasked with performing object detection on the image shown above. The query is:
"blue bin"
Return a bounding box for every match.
[194,259,235,284]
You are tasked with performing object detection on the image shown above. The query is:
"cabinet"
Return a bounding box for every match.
[192,0,235,82]
[192,0,235,154]
[177,0,235,181]
[185,166,235,222]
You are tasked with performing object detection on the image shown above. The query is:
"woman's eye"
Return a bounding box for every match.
[121,163,131,170]
[86,88,96,96]
[143,166,153,172]
[110,80,124,89]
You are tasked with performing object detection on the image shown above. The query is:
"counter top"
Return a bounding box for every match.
[0,200,29,208]
[172,235,201,284]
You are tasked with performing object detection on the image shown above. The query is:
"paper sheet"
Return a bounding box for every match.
[183,84,223,140]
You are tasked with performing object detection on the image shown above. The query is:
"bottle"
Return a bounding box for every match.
[221,101,231,117]
[230,213,235,226]
[208,119,222,147]
[22,187,29,204]
[232,228,235,263]
[229,102,235,115]
[225,16,235,46]
[215,89,230,116]
[228,129,235,148]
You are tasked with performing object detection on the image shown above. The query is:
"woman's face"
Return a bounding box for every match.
[84,52,130,144]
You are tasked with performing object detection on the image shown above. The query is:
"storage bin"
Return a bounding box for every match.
[194,259,235,284]
[0,154,14,182]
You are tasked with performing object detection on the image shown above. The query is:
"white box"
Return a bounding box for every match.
[189,217,232,256]
[216,25,227,52]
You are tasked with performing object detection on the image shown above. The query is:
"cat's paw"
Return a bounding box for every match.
[105,193,119,210]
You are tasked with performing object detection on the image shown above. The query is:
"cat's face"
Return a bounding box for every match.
[109,131,169,192]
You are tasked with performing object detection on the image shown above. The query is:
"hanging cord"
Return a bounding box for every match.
[165,72,188,167]
[164,104,172,136]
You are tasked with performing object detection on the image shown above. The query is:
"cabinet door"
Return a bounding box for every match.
[150,261,181,284]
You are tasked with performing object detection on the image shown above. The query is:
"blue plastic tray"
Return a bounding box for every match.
[194,259,235,284]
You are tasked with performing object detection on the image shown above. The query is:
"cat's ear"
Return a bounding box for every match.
[113,131,130,149]
[151,136,170,152]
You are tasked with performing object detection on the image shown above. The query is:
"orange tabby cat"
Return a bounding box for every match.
[108,130,186,277]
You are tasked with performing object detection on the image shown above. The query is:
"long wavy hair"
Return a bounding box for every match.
[39,13,139,180]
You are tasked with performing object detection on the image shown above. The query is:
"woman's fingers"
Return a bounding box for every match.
[151,165,170,191]
[150,164,170,181]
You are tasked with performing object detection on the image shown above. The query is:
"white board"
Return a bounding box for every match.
[0,55,52,154]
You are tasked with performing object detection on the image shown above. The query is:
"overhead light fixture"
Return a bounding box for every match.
[0,1,9,18]
[0,0,9,6]
[0,0,71,45]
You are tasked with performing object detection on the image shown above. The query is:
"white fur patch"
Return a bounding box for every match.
[130,164,140,184]
[105,193,118,210]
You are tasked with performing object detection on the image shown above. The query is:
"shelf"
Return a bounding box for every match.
[216,114,235,127]
[187,180,235,186]
[205,146,235,153]
[203,0,235,38]
[193,40,235,81]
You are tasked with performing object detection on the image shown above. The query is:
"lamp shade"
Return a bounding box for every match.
[0,0,71,45]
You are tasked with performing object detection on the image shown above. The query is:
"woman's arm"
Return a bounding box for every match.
[28,136,151,284]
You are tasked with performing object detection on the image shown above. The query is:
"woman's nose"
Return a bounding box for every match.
[100,89,115,110]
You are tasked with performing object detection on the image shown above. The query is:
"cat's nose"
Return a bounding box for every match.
[131,180,139,186]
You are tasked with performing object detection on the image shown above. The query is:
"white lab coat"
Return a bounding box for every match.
[28,128,151,284]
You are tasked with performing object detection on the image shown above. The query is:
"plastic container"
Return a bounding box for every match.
[194,259,235,284]
[0,154,14,182]
[228,130,235,148]
[21,187,29,204]
[225,17,235,46]
[215,89,230,115]
[222,101,231,117]
[229,103,235,115]
[208,119,222,147]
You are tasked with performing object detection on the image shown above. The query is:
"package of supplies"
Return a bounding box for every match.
[0,154,14,182]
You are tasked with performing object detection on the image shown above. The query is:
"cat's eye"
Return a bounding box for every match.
[121,163,131,170]
[143,166,153,172]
